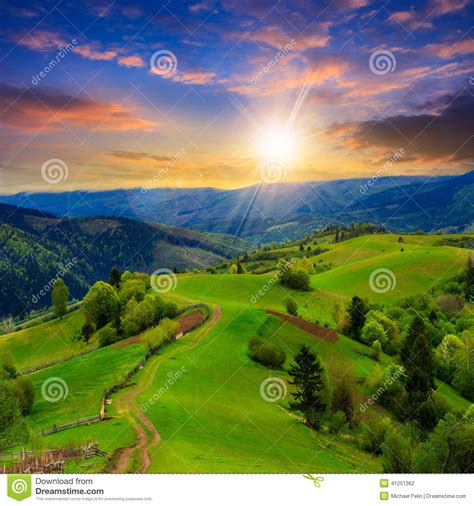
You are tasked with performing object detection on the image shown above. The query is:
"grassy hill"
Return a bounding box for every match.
[0,230,472,473]
[0,203,249,317]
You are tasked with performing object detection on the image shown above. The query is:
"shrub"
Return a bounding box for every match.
[280,267,311,291]
[12,377,35,415]
[361,321,387,345]
[143,318,179,351]
[248,338,286,368]
[370,339,382,360]
[382,431,413,472]
[358,417,392,454]
[327,411,348,434]
[285,297,298,316]
[98,327,120,347]
[83,281,119,328]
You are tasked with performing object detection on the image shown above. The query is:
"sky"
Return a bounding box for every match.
[0,0,473,194]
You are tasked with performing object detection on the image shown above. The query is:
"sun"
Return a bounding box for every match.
[257,125,297,161]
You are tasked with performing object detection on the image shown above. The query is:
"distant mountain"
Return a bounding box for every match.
[0,203,249,317]
[1,171,473,243]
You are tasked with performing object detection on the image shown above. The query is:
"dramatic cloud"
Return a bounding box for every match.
[0,84,157,132]
[329,92,474,163]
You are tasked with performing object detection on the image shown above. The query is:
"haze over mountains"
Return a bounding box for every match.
[1,172,473,243]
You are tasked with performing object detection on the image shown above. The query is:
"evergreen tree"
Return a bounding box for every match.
[345,296,367,340]
[288,345,328,428]
[400,316,435,421]
[52,278,68,319]
[108,267,122,288]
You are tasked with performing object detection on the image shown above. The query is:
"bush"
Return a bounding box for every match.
[280,267,311,291]
[361,321,387,345]
[248,337,286,368]
[142,318,179,351]
[327,410,348,434]
[382,431,413,472]
[83,281,119,328]
[12,377,35,415]
[358,417,392,454]
[285,297,298,316]
[370,339,382,360]
[98,327,120,347]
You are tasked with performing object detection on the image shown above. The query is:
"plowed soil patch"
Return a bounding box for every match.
[266,309,338,343]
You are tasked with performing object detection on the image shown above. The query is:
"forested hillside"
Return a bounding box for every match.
[0,203,249,317]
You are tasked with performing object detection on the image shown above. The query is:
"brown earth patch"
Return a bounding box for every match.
[266,309,338,343]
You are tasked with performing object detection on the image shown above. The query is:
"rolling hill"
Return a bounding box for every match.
[0,203,249,317]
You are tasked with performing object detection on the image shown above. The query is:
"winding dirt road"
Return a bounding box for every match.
[111,305,222,473]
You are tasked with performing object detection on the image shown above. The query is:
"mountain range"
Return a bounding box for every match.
[1,171,472,243]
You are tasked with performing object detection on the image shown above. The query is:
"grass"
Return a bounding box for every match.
[0,310,95,372]
[2,231,472,473]
[131,305,381,472]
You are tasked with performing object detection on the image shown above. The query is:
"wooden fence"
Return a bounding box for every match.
[40,304,210,436]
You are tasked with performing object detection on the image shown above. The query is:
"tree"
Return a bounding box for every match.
[83,281,119,328]
[0,379,25,450]
[288,345,328,428]
[400,316,435,421]
[413,413,473,472]
[345,296,367,340]
[382,432,412,472]
[285,297,298,316]
[331,368,356,424]
[12,377,35,415]
[464,260,474,301]
[280,267,311,291]
[81,315,95,343]
[361,321,387,345]
[435,334,463,379]
[370,339,383,360]
[108,267,122,288]
[52,278,68,319]
[228,264,238,274]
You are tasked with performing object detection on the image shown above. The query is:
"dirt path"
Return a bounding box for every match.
[111,305,222,473]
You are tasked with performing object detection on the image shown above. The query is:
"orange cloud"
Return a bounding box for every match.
[118,55,145,67]
[251,25,330,49]
[424,38,474,58]
[73,44,117,61]
[171,70,217,85]
[0,84,157,133]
